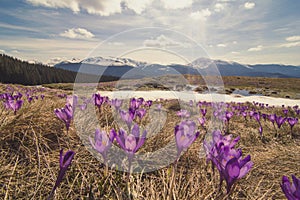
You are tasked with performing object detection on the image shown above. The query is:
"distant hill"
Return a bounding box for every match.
[54,56,300,79]
[0,54,118,85]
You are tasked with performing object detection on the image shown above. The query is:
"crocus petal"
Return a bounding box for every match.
[131,124,140,138]
[125,134,137,152]
[116,129,126,150]
[134,130,147,152]
[59,149,75,169]
[281,176,295,200]
[238,161,253,179]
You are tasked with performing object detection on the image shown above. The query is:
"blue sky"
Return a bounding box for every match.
[0,0,299,65]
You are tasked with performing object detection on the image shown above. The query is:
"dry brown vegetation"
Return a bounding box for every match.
[43,75,300,99]
[0,83,300,199]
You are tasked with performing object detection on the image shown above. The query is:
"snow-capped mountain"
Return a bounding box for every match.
[81,56,147,67]
[47,57,81,66]
[54,56,300,79]
[189,57,253,69]
[28,59,43,65]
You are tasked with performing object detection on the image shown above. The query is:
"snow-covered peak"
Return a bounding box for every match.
[188,57,215,68]
[189,57,253,69]
[48,57,81,66]
[81,56,147,67]
[28,59,43,65]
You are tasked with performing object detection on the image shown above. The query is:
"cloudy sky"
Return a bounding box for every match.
[0,0,300,65]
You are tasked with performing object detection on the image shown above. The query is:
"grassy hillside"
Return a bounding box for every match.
[0,83,299,199]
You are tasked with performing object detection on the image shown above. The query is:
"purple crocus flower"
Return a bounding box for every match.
[249,111,255,119]
[174,120,200,159]
[203,130,252,194]
[93,93,104,110]
[6,99,23,114]
[115,124,147,154]
[54,104,73,132]
[225,111,234,122]
[119,109,135,128]
[135,108,147,119]
[145,100,153,107]
[268,114,276,125]
[176,109,190,118]
[79,103,87,111]
[275,116,287,129]
[261,113,267,121]
[48,149,75,200]
[114,124,147,170]
[253,112,260,123]
[27,96,33,103]
[222,155,253,194]
[13,92,22,100]
[281,175,300,200]
[130,97,143,110]
[288,117,298,136]
[200,108,207,117]
[241,111,247,121]
[203,130,240,165]
[90,128,116,162]
[288,117,298,129]
[283,109,289,115]
[111,98,123,110]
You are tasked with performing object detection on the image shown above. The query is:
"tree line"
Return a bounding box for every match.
[0,54,118,85]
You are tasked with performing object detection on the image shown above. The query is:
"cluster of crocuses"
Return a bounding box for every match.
[204,130,253,194]
[0,86,47,114]
[0,92,24,114]
[52,95,300,198]
[88,96,150,170]
[196,100,299,138]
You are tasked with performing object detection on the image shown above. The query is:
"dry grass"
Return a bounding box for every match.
[0,83,299,199]
[43,75,300,99]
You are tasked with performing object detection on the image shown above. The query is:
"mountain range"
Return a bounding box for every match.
[54,56,300,79]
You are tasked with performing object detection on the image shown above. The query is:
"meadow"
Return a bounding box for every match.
[0,80,299,200]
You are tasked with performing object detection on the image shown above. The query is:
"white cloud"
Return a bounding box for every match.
[0,37,97,64]
[26,0,122,16]
[248,45,263,52]
[60,28,95,39]
[286,35,300,42]
[161,0,193,9]
[0,49,5,54]
[280,42,300,48]
[231,51,240,54]
[124,0,153,14]
[214,3,225,12]
[26,0,194,15]
[233,41,237,44]
[244,2,255,9]
[217,43,227,47]
[143,34,187,48]
[190,8,211,21]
